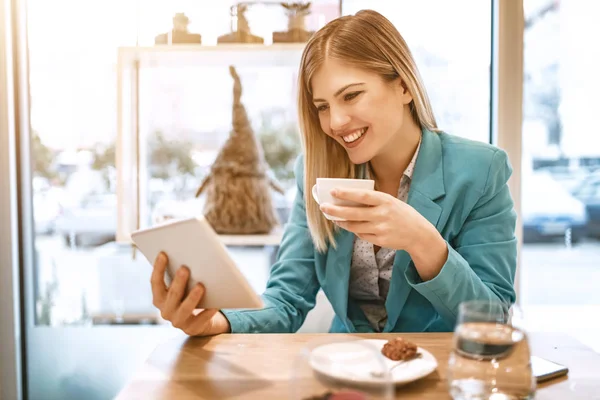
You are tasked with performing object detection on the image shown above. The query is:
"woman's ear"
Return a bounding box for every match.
[399,80,413,104]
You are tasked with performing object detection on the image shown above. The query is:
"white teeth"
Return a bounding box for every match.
[342,127,367,143]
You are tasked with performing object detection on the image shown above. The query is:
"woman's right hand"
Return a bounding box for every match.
[151,252,231,336]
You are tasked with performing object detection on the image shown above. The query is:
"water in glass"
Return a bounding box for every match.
[448,301,536,400]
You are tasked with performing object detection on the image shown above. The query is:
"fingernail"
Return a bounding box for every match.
[178,267,187,277]
[159,252,166,262]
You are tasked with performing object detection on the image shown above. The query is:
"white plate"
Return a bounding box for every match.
[309,339,438,386]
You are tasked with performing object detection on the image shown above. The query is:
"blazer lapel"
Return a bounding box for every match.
[324,228,356,331]
[384,128,445,331]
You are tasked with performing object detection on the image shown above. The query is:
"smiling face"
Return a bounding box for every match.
[311,58,414,165]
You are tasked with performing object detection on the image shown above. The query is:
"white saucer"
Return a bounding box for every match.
[309,339,438,386]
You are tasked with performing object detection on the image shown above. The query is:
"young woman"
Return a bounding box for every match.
[149,10,517,335]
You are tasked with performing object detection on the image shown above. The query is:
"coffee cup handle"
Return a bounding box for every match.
[311,184,319,204]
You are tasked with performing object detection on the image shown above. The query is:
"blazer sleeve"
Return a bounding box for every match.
[221,156,321,333]
[404,149,517,325]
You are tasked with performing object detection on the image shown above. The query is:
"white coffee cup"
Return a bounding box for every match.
[311,178,375,221]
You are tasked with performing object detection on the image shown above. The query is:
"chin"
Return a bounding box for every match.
[346,150,373,166]
[339,132,375,166]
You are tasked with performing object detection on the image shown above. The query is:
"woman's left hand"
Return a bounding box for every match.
[320,187,449,281]
[320,188,425,252]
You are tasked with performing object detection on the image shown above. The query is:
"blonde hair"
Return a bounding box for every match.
[297,9,439,252]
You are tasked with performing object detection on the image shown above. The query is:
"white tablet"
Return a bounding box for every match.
[131,217,264,310]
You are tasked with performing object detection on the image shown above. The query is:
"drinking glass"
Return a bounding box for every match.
[447,300,536,400]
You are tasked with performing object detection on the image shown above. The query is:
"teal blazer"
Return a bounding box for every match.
[222,129,517,333]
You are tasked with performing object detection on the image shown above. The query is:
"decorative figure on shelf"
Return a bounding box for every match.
[195,65,284,234]
[218,4,265,44]
[155,12,202,45]
[273,2,314,43]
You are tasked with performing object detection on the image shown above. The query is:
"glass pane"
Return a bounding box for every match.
[139,65,302,228]
[26,1,338,399]
[521,0,600,352]
[116,2,339,240]
[342,0,492,143]
[28,0,138,327]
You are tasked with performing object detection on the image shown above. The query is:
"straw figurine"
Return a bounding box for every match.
[283,2,311,32]
[195,66,284,234]
[273,2,314,43]
[154,12,201,45]
[217,4,264,44]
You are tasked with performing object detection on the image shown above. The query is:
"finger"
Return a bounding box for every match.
[183,309,220,336]
[320,203,377,221]
[162,266,190,319]
[331,188,387,206]
[358,233,379,245]
[336,220,378,235]
[172,283,205,328]
[151,252,168,307]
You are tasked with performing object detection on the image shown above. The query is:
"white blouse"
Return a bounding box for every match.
[348,138,422,331]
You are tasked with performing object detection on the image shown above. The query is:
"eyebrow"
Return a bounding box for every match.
[313,82,365,103]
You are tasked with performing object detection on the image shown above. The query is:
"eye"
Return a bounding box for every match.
[316,104,329,113]
[344,91,362,101]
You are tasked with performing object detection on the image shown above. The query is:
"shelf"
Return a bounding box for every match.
[115,43,300,244]
[218,227,284,247]
[117,43,306,68]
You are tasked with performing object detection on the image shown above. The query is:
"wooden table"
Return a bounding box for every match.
[116,332,600,399]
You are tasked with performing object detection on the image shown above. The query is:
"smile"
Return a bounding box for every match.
[342,127,367,143]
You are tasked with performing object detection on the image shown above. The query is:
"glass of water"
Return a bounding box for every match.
[447,300,536,400]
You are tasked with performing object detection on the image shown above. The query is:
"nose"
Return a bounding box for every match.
[329,106,351,132]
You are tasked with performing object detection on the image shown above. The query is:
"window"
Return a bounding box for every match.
[520,0,600,351]
[26,2,338,398]
[342,0,493,143]
[22,2,500,399]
